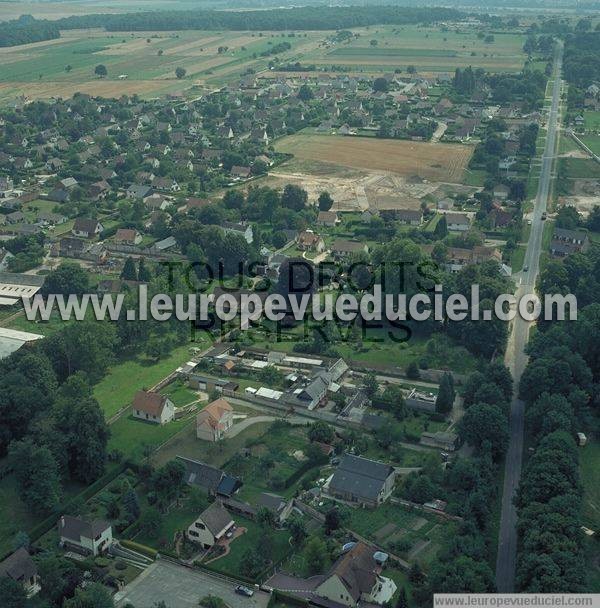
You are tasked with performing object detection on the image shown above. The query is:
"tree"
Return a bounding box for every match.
[362,371,379,399]
[123,488,141,521]
[436,372,455,414]
[38,556,82,606]
[256,506,276,528]
[406,361,420,379]
[43,263,90,296]
[152,460,186,506]
[140,507,163,538]
[324,506,342,534]
[94,64,107,78]
[297,84,313,101]
[458,403,508,458]
[287,515,307,546]
[373,77,389,92]
[0,578,27,608]
[308,421,335,444]
[318,191,334,211]
[175,67,187,79]
[53,380,110,483]
[12,531,29,552]
[304,537,327,575]
[121,257,138,281]
[281,184,308,211]
[63,583,113,608]
[9,439,61,514]
[138,257,151,282]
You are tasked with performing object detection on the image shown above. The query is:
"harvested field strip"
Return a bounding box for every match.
[329,47,458,57]
[275,133,473,182]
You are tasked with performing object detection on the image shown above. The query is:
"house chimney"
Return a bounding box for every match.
[60,516,65,528]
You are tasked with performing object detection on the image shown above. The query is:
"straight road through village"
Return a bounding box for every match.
[495,42,563,592]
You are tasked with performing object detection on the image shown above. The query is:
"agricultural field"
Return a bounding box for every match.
[275,133,473,183]
[301,26,527,74]
[0,28,326,102]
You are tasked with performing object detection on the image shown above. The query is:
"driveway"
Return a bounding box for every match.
[115,560,271,608]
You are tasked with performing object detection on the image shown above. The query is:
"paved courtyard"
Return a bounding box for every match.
[115,560,271,608]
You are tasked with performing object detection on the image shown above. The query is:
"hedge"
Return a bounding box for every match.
[194,560,257,585]
[25,461,130,545]
[119,539,158,560]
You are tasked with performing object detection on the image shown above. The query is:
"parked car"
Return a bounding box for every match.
[541,212,547,220]
[235,586,254,597]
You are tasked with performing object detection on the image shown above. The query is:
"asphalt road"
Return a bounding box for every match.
[115,560,271,608]
[495,43,563,592]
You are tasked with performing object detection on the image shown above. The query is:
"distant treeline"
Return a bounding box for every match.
[52,6,462,32]
[0,15,59,48]
[563,32,600,87]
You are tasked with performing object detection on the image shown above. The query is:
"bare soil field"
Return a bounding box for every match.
[275,134,473,183]
[0,79,177,102]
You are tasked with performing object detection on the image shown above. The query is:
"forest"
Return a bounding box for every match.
[0,15,59,48]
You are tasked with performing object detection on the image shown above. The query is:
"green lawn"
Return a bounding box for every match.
[159,378,201,407]
[136,504,200,549]
[581,135,600,156]
[94,342,206,417]
[206,515,291,580]
[108,414,195,460]
[584,111,600,131]
[511,244,527,273]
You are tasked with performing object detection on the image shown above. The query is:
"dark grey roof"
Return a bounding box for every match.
[217,474,241,497]
[199,501,233,535]
[258,492,286,513]
[58,515,110,543]
[0,548,37,583]
[329,454,394,501]
[177,456,223,493]
[0,272,45,288]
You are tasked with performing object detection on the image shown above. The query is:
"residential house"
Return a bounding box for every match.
[257,492,294,524]
[47,188,70,203]
[177,456,242,498]
[132,390,175,425]
[152,176,180,193]
[317,211,339,227]
[0,248,14,271]
[59,177,78,190]
[144,193,171,212]
[420,431,459,452]
[445,212,471,232]
[0,176,14,196]
[196,398,235,442]
[114,228,142,246]
[492,184,510,200]
[313,542,397,607]
[550,227,590,257]
[186,501,234,549]
[326,454,395,507]
[230,165,251,180]
[58,515,112,557]
[331,239,368,258]
[37,212,67,226]
[396,208,423,226]
[297,230,325,253]
[6,211,25,224]
[0,548,40,597]
[72,218,103,239]
[127,184,153,200]
[223,221,253,244]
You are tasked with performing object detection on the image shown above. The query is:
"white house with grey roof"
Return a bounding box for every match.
[325,454,395,507]
[58,515,112,556]
[187,501,234,549]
